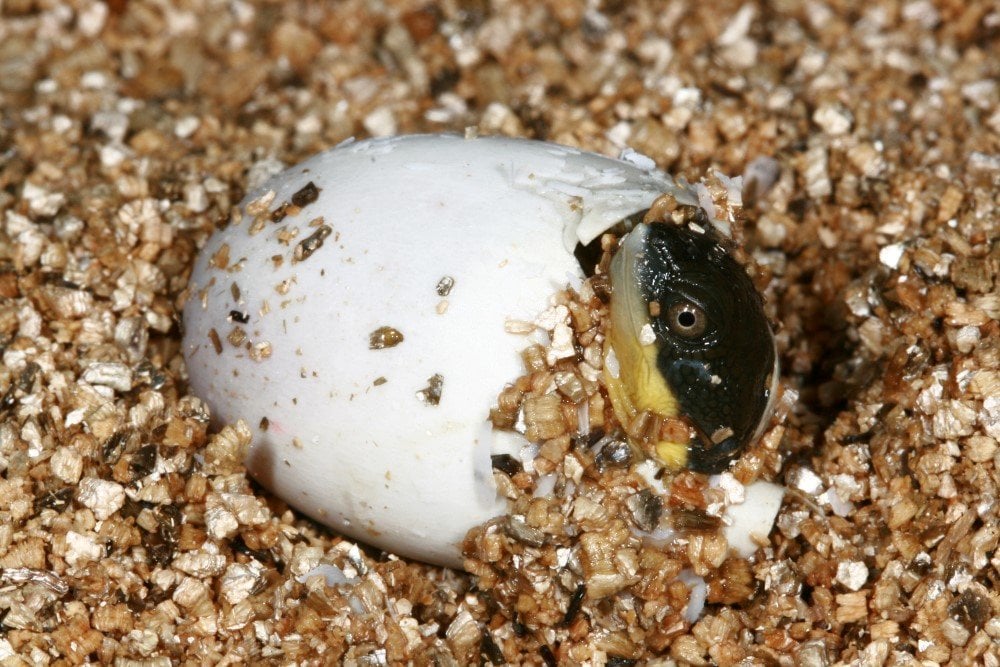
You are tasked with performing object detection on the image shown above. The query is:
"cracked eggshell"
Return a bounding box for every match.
[182,134,679,568]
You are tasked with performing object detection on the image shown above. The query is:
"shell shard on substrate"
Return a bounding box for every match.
[182,134,779,568]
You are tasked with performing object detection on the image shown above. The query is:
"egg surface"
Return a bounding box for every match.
[183,134,700,567]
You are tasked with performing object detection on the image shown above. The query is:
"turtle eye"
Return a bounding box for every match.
[666,300,707,338]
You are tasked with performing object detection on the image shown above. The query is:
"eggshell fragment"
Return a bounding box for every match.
[183,135,684,567]
[636,461,785,559]
[720,480,785,558]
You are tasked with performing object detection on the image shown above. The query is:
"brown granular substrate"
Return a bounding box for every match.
[1,0,998,664]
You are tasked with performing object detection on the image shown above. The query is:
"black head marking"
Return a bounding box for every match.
[637,224,775,472]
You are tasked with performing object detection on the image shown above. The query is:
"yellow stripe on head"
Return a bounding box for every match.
[605,225,687,469]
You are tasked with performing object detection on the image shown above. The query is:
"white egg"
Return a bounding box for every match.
[182,134,778,568]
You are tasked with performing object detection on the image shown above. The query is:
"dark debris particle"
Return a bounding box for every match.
[573,428,606,450]
[0,383,16,417]
[228,309,250,324]
[373,376,387,386]
[595,437,632,471]
[416,373,444,405]
[33,487,74,515]
[127,587,170,613]
[626,489,663,532]
[155,503,182,539]
[142,531,175,567]
[491,454,522,476]
[125,595,146,614]
[119,496,143,519]
[670,507,722,532]
[950,589,991,632]
[44,275,81,290]
[607,657,638,667]
[270,202,292,223]
[561,584,586,626]
[435,275,455,296]
[291,181,320,208]
[429,67,460,96]
[474,590,502,617]
[539,644,556,667]
[369,326,404,349]
[841,430,873,444]
[479,628,505,665]
[909,554,933,576]
[18,361,39,391]
[232,534,278,566]
[103,429,132,463]
[130,444,158,478]
[589,273,612,302]
[135,360,168,390]
[259,416,269,431]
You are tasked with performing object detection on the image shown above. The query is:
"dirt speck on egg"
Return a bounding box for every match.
[368,326,404,349]
[436,275,455,296]
[208,328,223,354]
[416,373,444,405]
[291,181,321,208]
[292,223,332,263]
